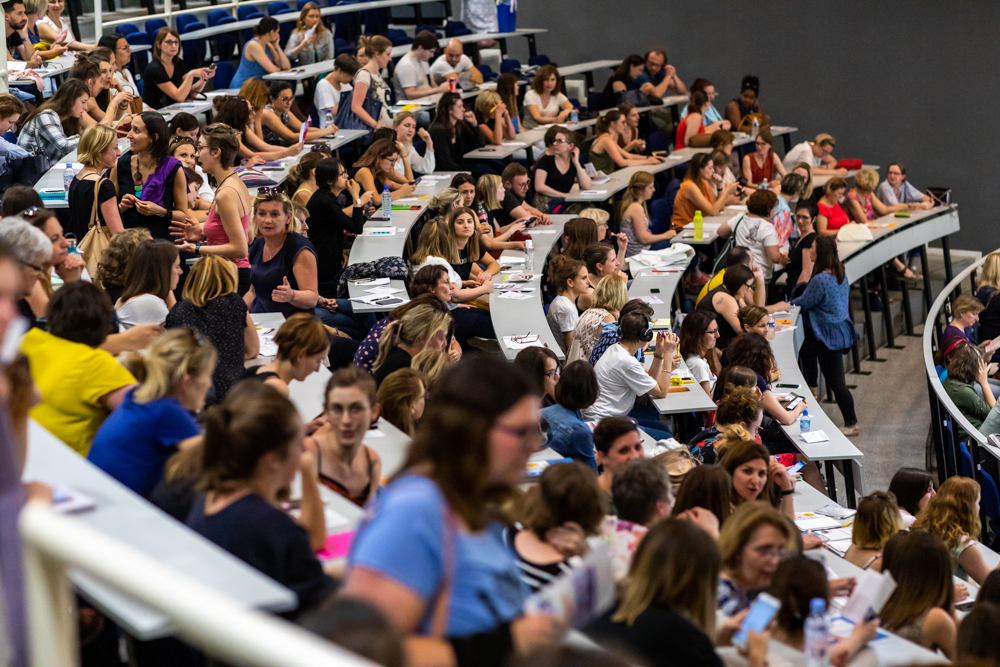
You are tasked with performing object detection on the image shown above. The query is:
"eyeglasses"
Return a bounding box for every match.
[117,44,131,51]
[544,366,561,379]
[493,422,545,445]
[745,281,755,289]
[19,260,44,274]
[327,403,370,417]
[551,138,572,145]
[162,39,180,46]
[794,214,812,222]
[706,328,720,336]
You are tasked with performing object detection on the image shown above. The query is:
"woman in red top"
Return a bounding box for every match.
[742,126,785,188]
[816,177,850,235]
[675,90,729,149]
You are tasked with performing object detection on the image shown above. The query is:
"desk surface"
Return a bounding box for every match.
[556,59,618,77]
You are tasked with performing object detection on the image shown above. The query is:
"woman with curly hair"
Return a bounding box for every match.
[96,227,152,302]
[913,476,995,585]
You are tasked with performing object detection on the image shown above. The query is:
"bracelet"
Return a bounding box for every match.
[780,489,794,496]
[194,242,202,255]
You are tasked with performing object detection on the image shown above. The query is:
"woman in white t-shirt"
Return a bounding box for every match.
[678,310,719,398]
[37,0,93,52]
[546,255,589,353]
[115,239,182,330]
[718,189,785,281]
[98,35,139,96]
[522,64,573,130]
[314,54,358,128]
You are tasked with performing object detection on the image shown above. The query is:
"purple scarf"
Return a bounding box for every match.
[139,156,181,207]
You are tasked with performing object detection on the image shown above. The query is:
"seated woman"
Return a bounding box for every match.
[671,153,739,231]
[429,92,486,173]
[879,530,958,659]
[725,332,807,428]
[168,137,213,219]
[472,174,525,257]
[888,467,936,528]
[16,78,89,166]
[473,90,516,146]
[392,110,435,175]
[546,255,590,353]
[505,462,605,592]
[213,96,303,165]
[37,0,93,52]
[20,209,85,321]
[409,260,493,351]
[696,263,755,352]
[737,304,769,337]
[709,149,739,198]
[307,367,382,507]
[844,491,903,572]
[532,126,592,214]
[717,501,797,616]
[976,253,1000,348]
[451,172,476,208]
[583,243,627,293]
[785,201,818,297]
[619,171,675,258]
[514,346,561,408]
[143,28,213,110]
[353,295,451,373]
[96,228,151,305]
[115,239,181,329]
[284,2,334,67]
[522,64,573,130]
[68,53,130,130]
[19,281,136,456]
[561,217,599,261]
[741,126,786,189]
[242,312,330,396]
[845,168,924,280]
[589,110,663,174]
[259,81,337,147]
[87,48,130,124]
[596,54,644,110]
[914,476,997,586]
[372,303,453,386]
[376,368,425,437]
[283,150,324,209]
[68,124,126,241]
[724,75,768,133]
[569,275,627,364]
[679,310,720,398]
[616,104,646,153]
[166,255,258,404]
[245,191,318,317]
[689,385,764,464]
[230,17,291,89]
[719,439,794,519]
[772,173,804,250]
[675,90,730,149]
[444,206,501,287]
[351,137,416,202]
[305,157,371,288]
[186,381,336,616]
[816,177,850,235]
[541,362,600,471]
[88,329,215,497]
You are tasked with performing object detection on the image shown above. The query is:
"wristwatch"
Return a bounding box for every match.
[356,198,362,206]
[194,242,202,255]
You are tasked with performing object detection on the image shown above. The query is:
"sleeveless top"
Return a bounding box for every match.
[588,138,617,175]
[241,367,279,382]
[230,38,270,89]
[891,610,929,644]
[204,180,251,268]
[697,284,738,350]
[674,113,704,149]
[671,179,716,231]
[620,212,646,258]
[748,148,775,184]
[847,190,875,221]
[247,232,317,316]
[317,445,376,506]
[262,104,291,147]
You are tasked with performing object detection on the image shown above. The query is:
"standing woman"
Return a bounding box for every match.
[143,28,212,110]
[393,111,435,175]
[618,171,675,258]
[68,124,125,241]
[741,126,786,189]
[522,64,573,130]
[171,124,252,292]
[671,153,739,231]
[429,92,486,172]
[589,110,662,174]
[546,255,589,354]
[306,157,371,286]
[533,126,592,214]
[16,78,89,166]
[245,191,318,317]
[337,35,393,138]
[351,137,417,201]
[259,81,337,146]
[115,239,182,329]
[230,17,291,90]
[112,111,189,241]
[36,0,93,52]
[679,309,720,398]
[285,2,334,68]
[792,234,859,437]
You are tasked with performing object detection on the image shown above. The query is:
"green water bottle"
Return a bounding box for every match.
[693,210,703,241]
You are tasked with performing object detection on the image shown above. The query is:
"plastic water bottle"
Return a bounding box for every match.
[570,107,579,124]
[63,163,74,193]
[692,210,703,241]
[800,409,811,432]
[524,239,534,273]
[381,186,392,222]
[477,202,489,224]
[759,180,769,190]
[804,598,829,667]
[767,315,775,339]
[751,117,760,139]
[324,108,334,129]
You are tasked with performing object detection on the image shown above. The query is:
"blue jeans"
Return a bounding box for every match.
[315,299,375,341]
[630,401,672,441]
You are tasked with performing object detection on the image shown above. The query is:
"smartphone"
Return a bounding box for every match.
[650,288,660,294]
[525,217,538,227]
[787,461,805,475]
[776,383,800,389]
[375,298,403,306]
[734,592,780,649]
[785,395,804,410]
[411,176,422,186]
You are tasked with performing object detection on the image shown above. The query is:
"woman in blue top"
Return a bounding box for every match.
[230,17,291,90]
[88,328,216,497]
[245,191,318,317]
[342,357,563,667]
[541,360,599,472]
[792,234,859,436]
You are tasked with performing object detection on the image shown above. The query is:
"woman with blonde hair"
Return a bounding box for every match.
[392,110,435,175]
[568,274,627,363]
[242,312,330,395]
[167,255,259,403]
[286,149,325,207]
[474,173,525,257]
[410,348,455,389]
[619,171,675,258]
[88,328,216,497]
[372,304,452,385]
[790,161,814,201]
[914,476,996,584]
[844,491,903,572]
[473,89,516,145]
[376,367,426,437]
[845,168,920,280]
[285,1,334,66]
[68,123,126,241]
[976,252,1000,350]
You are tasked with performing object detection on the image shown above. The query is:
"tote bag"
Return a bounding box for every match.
[77,177,113,286]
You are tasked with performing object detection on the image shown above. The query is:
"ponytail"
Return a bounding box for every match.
[372,305,452,371]
[133,328,217,405]
[595,109,622,136]
[548,254,585,295]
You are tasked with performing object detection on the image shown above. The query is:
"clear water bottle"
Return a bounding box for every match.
[759,180,769,190]
[751,117,760,139]
[63,163,74,193]
[523,239,534,273]
[767,315,775,339]
[804,598,829,667]
[800,409,811,432]
[324,108,334,129]
[570,107,579,124]
[381,186,392,222]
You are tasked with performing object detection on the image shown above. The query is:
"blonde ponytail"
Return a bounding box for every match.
[133,328,218,404]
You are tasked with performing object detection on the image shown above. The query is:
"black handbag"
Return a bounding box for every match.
[0,153,50,188]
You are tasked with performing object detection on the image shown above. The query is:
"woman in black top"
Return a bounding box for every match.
[68,123,125,240]
[597,54,644,110]
[371,304,452,386]
[785,201,818,300]
[306,157,371,287]
[696,263,755,352]
[428,92,485,172]
[445,207,500,284]
[532,126,593,214]
[143,27,212,110]
[110,112,187,240]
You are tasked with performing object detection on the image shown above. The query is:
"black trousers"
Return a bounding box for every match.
[450,307,496,350]
[798,322,857,426]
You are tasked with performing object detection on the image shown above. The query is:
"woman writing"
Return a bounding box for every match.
[816,177,850,235]
[143,28,212,110]
[473,90,517,146]
[377,368,426,437]
[68,124,125,241]
[166,255,259,403]
[245,190,319,317]
[741,126,786,189]
[338,35,393,137]
[115,239,182,329]
[260,81,337,147]
[568,274,627,364]
[844,491,903,572]
[679,310,720,397]
[589,110,662,174]
[792,235,859,437]
[170,123,252,292]
[112,112,189,240]
[675,90,730,149]
[352,137,417,201]
[230,17,291,89]
[429,92,486,173]
[242,313,330,396]
[393,111,435,175]
[306,157,371,286]
[284,2,334,67]
[618,171,675,258]
[533,126,592,213]
[522,64,573,130]
[16,78,89,166]
[671,153,739,231]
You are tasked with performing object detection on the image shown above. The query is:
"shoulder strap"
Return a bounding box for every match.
[89,177,108,231]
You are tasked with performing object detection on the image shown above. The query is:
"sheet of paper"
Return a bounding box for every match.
[258,332,278,357]
[794,515,843,531]
[394,197,420,202]
[364,429,385,439]
[497,291,533,300]
[578,190,608,196]
[350,293,408,305]
[502,335,548,351]
[841,570,896,624]
[350,277,389,286]
[499,252,526,264]
[304,25,316,39]
[364,286,402,295]
[800,430,829,444]
[638,295,664,305]
[526,228,556,234]
[299,118,310,144]
[501,141,526,147]
[823,538,852,557]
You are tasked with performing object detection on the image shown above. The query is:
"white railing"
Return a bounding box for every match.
[19,503,379,667]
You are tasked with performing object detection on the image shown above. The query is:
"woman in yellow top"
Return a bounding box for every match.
[20,281,136,456]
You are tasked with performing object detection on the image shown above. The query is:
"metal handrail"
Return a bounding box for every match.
[19,504,379,667]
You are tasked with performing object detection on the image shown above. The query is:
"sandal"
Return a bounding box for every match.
[839,425,861,438]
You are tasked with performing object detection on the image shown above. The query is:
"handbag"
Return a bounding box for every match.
[77,176,112,287]
[128,96,144,115]
[619,89,650,108]
[334,72,383,140]
[653,447,698,487]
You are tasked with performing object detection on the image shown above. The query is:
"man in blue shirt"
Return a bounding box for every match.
[634,48,687,98]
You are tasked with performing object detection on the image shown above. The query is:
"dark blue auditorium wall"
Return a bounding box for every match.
[508,0,998,254]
